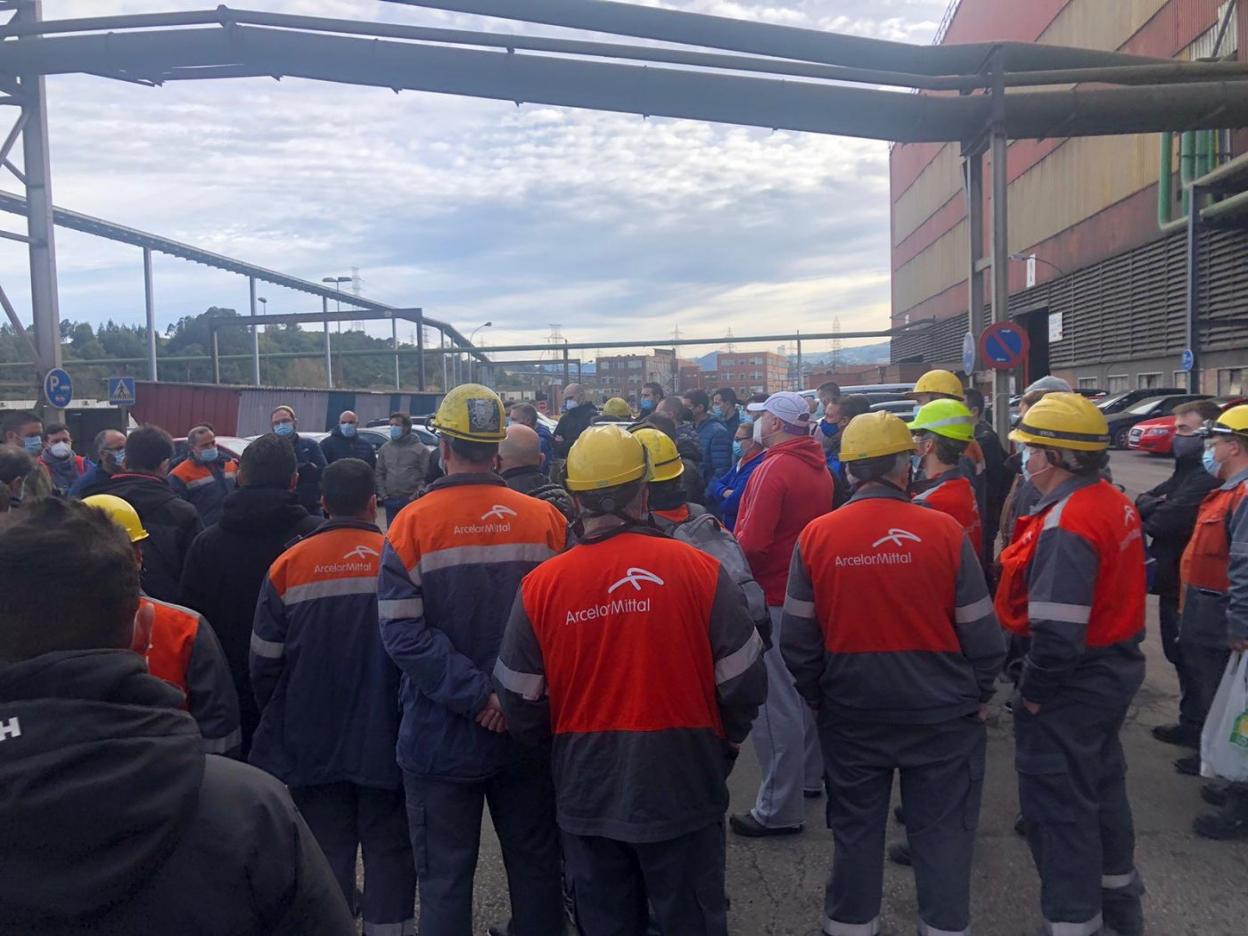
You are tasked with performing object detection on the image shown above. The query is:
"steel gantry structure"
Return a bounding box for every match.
[3,0,1248,434]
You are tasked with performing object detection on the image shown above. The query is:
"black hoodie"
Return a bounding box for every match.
[179,486,322,755]
[0,650,353,935]
[94,472,204,603]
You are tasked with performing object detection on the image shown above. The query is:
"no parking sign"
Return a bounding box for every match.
[978,323,1030,372]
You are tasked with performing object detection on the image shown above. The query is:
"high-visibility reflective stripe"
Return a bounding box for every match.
[1045,914,1103,936]
[822,916,879,936]
[184,475,217,490]
[715,630,763,686]
[1029,601,1091,624]
[1042,493,1074,530]
[378,597,424,620]
[783,595,815,618]
[954,595,994,623]
[202,727,242,755]
[494,658,546,701]
[282,576,377,605]
[918,922,968,936]
[421,542,556,573]
[923,415,973,429]
[250,633,285,659]
[1230,540,1248,557]
[362,920,417,936]
[1102,870,1137,889]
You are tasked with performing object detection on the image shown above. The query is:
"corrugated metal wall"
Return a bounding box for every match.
[132,383,240,438]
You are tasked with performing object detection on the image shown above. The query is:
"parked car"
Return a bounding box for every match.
[298,427,438,453]
[1095,387,1189,416]
[1127,396,1248,455]
[870,400,917,420]
[1105,394,1212,449]
[171,435,251,467]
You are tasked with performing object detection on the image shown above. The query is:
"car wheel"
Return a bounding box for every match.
[1113,425,1132,449]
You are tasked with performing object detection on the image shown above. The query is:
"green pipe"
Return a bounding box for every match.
[1159,130,1174,228]
[1180,130,1196,219]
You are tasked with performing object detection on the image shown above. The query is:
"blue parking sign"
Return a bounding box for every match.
[43,368,72,408]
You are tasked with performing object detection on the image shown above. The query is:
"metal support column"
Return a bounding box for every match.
[249,275,260,385]
[143,246,158,381]
[441,330,448,390]
[415,310,426,390]
[17,1,63,399]
[1186,183,1202,394]
[796,331,803,390]
[210,328,221,384]
[392,314,401,390]
[562,342,570,388]
[964,153,986,341]
[990,127,1011,442]
[322,296,333,389]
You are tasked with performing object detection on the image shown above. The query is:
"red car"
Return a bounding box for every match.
[1128,397,1247,455]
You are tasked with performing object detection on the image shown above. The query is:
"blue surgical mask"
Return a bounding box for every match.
[819,420,840,440]
[1020,444,1034,483]
[389,426,404,441]
[564,398,578,413]
[732,441,744,461]
[273,421,295,437]
[21,434,41,455]
[339,422,357,438]
[106,448,125,469]
[197,447,219,463]
[1203,446,1221,478]
[639,398,655,414]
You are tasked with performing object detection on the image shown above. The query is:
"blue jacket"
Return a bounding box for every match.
[706,450,765,532]
[695,417,733,484]
[535,422,556,475]
[378,474,568,781]
[68,463,112,499]
[249,519,402,789]
[288,434,328,516]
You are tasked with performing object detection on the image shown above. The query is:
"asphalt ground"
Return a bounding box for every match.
[383,451,1248,934]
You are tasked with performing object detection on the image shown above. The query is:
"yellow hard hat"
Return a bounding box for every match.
[908,369,965,400]
[83,493,149,543]
[600,397,633,420]
[1009,392,1109,452]
[1210,404,1248,436]
[907,399,975,442]
[840,411,917,462]
[565,424,650,492]
[631,427,684,482]
[430,383,506,443]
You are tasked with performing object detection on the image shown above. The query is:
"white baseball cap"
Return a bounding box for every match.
[746,391,811,428]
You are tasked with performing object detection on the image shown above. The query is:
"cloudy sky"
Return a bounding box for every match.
[0,0,949,359]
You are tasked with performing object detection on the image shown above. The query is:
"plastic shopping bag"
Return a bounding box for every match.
[1200,651,1248,782]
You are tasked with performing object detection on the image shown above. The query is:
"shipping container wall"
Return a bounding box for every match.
[132,383,241,438]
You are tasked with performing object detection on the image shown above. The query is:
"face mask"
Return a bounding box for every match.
[273,421,295,437]
[105,448,125,469]
[48,441,72,459]
[197,447,219,463]
[564,399,578,413]
[1203,446,1221,478]
[389,426,404,441]
[339,422,357,438]
[21,434,41,455]
[1172,434,1204,461]
[910,453,923,474]
[819,420,840,440]
[1020,444,1054,485]
[732,441,744,461]
[639,398,655,414]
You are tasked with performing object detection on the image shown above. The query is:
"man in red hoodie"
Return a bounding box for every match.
[732,391,837,836]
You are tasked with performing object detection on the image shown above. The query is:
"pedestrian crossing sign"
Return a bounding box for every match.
[108,376,136,407]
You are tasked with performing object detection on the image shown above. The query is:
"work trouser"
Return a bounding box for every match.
[290,782,416,935]
[1014,695,1144,936]
[820,716,985,936]
[402,752,564,936]
[1159,593,1202,735]
[749,606,824,828]
[562,820,726,936]
[1178,630,1231,738]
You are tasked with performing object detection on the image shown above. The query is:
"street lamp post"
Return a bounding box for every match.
[469,321,492,384]
[322,275,351,333]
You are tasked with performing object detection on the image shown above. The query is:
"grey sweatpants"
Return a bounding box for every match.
[748,606,824,829]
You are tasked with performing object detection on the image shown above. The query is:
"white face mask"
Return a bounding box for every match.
[48,441,72,459]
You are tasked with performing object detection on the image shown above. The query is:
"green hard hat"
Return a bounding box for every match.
[907,398,975,442]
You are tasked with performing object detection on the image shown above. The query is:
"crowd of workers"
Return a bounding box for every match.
[0,364,1245,936]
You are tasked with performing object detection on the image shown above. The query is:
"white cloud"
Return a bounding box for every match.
[0,0,949,359]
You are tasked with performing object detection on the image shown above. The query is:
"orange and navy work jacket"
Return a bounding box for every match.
[378,473,569,782]
[495,528,766,843]
[995,476,1146,705]
[913,467,983,560]
[781,486,1002,724]
[142,595,241,755]
[169,458,238,526]
[1179,467,1248,648]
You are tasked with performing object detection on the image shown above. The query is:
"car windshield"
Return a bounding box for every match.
[1126,399,1163,416]
[1096,392,1131,411]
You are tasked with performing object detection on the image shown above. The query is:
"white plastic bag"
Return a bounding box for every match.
[1200,651,1248,782]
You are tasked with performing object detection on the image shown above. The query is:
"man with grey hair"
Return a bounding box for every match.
[169,425,238,526]
[553,383,596,458]
[70,428,128,499]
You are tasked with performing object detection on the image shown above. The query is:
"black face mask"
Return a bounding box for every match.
[1173,434,1204,462]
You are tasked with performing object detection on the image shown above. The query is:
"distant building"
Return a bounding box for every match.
[716,351,789,395]
[804,363,928,390]
[676,360,713,393]
[596,349,675,398]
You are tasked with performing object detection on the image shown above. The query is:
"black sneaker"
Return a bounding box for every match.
[1174,754,1202,776]
[887,842,912,866]
[1151,723,1200,748]
[729,812,802,837]
[1201,785,1229,808]
[1193,811,1248,841]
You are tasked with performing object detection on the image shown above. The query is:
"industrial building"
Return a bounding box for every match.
[891,0,1248,397]
[715,351,791,396]
[595,350,676,398]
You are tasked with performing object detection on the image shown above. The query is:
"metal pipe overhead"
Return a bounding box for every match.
[383,0,1169,74]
